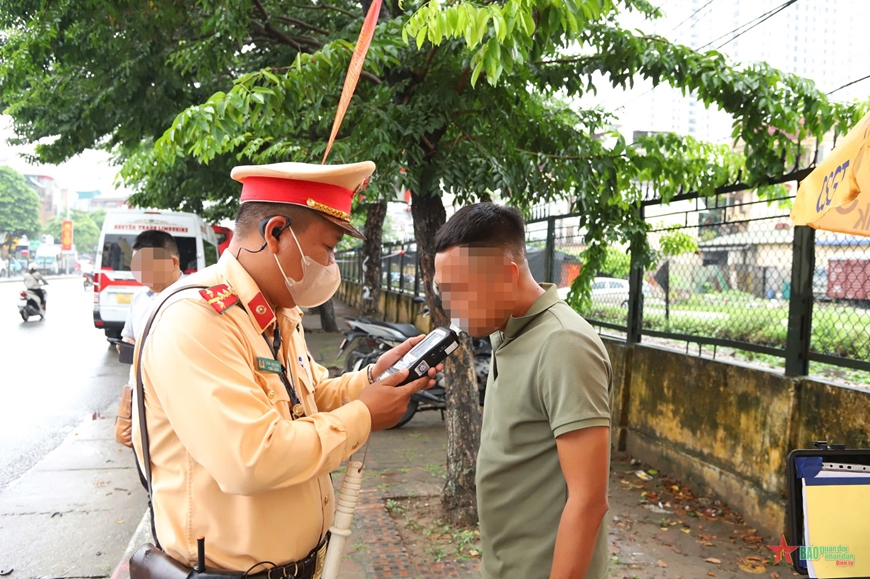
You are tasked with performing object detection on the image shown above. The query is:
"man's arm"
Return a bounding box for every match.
[120,299,136,351]
[550,426,610,579]
[537,327,612,579]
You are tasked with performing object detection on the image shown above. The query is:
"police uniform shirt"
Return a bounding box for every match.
[132,250,371,571]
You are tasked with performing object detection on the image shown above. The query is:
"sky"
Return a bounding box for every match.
[0,116,129,196]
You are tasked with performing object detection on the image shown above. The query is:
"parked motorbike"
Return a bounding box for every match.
[18,288,47,321]
[338,299,491,428]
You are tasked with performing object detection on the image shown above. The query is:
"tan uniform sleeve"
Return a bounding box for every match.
[142,300,370,496]
[307,347,370,414]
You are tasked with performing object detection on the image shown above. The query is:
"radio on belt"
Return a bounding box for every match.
[376,327,460,386]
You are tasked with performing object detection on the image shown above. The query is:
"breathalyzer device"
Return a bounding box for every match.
[376,327,460,386]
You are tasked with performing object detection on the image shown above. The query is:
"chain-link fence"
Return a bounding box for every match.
[811,232,870,371]
[639,195,795,355]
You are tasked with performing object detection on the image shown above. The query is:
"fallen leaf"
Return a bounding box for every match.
[699,534,717,540]
[746,556,763,562]
[769,572,780,579]
[117,520,125,524]
[707,573,716,577]
[737,557,767,574]
[704,558,722,564]
[649,469,659,475]
[672,547,682,554]
[657,560,668,568]
[635,470,654,481]
[681,528,691,534]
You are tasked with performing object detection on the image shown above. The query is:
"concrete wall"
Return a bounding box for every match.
[603,338,870,539]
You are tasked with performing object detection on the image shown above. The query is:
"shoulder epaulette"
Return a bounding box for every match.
[199,284,239,314]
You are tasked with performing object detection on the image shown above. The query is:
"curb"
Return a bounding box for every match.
[111,511,152,579]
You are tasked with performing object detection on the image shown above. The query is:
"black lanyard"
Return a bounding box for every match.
[262,325,304,416]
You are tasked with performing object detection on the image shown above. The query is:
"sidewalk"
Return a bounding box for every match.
[0,401,148,579]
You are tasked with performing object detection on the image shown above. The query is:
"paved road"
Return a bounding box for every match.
[0,277,128,491]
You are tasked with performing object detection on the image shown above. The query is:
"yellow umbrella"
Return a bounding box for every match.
[792,111,870,235]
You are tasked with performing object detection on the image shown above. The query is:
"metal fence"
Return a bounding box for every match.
[525,171,870,383]
[336,185,870,383]
[336,240,422,296]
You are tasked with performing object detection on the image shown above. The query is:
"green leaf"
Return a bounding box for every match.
[470,58,485,88]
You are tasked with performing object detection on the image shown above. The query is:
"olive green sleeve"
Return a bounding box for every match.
[537,327,612,437]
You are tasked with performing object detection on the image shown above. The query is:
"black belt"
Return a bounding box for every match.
[246,534,328,579]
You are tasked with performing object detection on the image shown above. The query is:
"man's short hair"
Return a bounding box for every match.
[234,202,318,239]
[132,230,179,257]
[434,203,527,261]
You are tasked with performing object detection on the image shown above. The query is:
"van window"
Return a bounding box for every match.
[100,234,198,272]
[204,242,219,267]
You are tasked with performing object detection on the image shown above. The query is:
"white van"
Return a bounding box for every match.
[93,210,220,339]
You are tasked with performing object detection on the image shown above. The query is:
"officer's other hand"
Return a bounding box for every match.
[358,368,435,431]
[371,334,426,378]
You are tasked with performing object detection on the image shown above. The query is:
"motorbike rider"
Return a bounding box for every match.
[23,264,48,309]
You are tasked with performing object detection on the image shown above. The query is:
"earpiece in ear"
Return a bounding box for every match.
[257,216,292,241]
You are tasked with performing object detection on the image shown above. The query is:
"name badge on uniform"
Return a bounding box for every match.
[256,357,283,374]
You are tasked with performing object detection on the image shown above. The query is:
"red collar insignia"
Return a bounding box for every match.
[247,292,275,330]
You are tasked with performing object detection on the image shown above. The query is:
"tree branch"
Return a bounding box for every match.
[288,2,357,17]
[273,14,331,36]
[251,0,270,19]
[360,71,382,85]
[533,55,596,66]
[456,66,471,95]
[413,46,440,81]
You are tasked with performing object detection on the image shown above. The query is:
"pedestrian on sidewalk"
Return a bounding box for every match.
[114,230,183,448]
[434,203,612,579]
[132,161,441,579]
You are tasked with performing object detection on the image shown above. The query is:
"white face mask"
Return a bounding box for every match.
[273,227,341,308]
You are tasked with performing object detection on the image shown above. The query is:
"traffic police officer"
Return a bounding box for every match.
[132,161,439,577]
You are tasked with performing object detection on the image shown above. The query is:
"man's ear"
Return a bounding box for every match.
[264,216,290,255]
[171,255,180,271]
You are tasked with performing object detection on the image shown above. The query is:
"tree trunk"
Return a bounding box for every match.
[411,190,481,527]
[318,299,339,333]
[359,201,387,319]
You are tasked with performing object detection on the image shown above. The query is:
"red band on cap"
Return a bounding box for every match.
[240,177,354,215]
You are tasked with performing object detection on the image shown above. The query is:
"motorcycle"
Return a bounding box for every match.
[338,299,491,428]
[18,288,47,321]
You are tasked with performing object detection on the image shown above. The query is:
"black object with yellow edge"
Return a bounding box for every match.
[786,441,870,577]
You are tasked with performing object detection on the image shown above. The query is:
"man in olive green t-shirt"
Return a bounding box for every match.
[434,203,612,579]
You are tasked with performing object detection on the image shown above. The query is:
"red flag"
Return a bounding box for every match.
[322,0,383,164]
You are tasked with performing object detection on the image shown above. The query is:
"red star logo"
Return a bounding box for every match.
[767,534,799,565]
